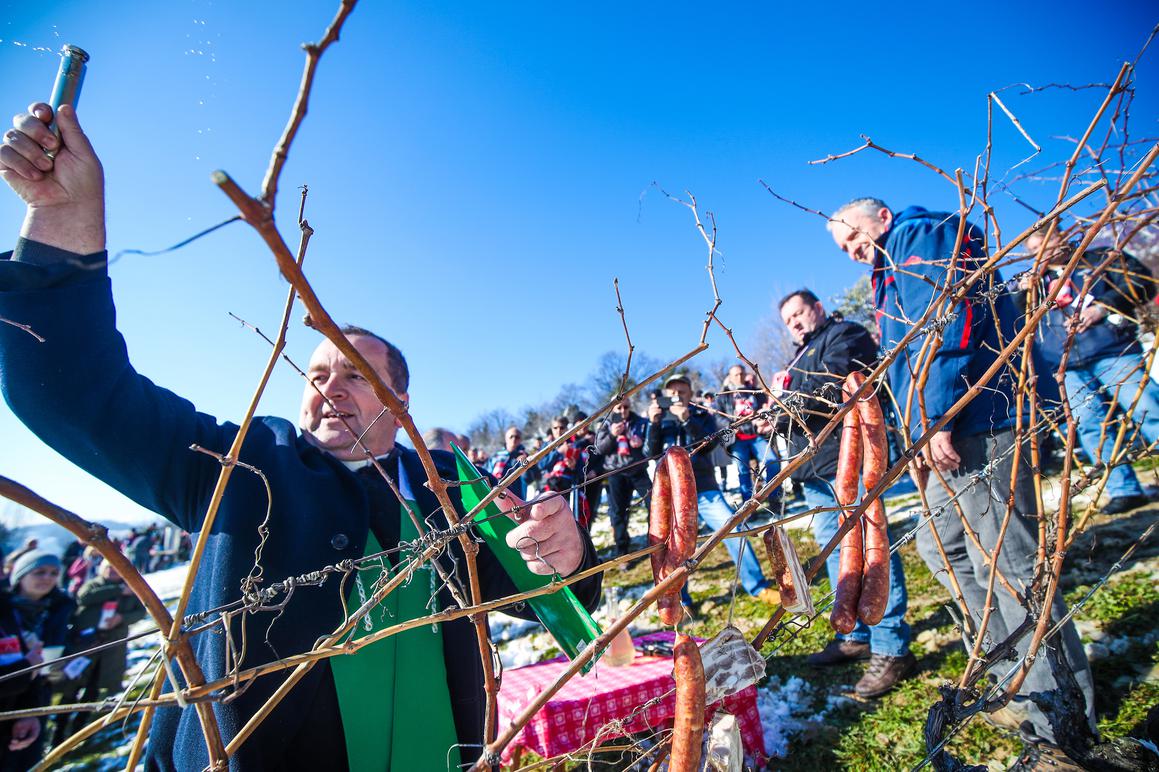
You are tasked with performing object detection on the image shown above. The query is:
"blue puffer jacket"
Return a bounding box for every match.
[873,206,1019,442]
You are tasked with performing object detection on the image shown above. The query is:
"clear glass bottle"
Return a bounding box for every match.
[603,586,636,667]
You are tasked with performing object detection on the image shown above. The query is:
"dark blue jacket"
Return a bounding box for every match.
[873,207,1018,441]
[0,239,601,770]
[1025,246,1155,371]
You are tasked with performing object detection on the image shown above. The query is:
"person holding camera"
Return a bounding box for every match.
[594,400,651,556]
[646,374,778,604]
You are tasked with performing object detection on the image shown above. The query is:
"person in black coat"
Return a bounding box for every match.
[0,101,600,770]
[0,590,50,772]
[593,400,651,556]
[645,374,776,603]
[774,290,915,697]
[54,559,149,744]
[1,551,74,769]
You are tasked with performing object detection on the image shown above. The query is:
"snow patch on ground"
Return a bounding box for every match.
[144,563,190,603]
[755,675,856,758]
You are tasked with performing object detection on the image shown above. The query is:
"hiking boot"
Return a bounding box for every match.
[1101,493,1149,515]
[1009,740,1085,771]
[980,703,1031,734]
[806,639,871,667]
[756,587,781,605]
[854,651,918,697]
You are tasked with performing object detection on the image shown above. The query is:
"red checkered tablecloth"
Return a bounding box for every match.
[497,631,766,765]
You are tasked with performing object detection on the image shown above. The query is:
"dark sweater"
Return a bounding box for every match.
[778,316,878,483]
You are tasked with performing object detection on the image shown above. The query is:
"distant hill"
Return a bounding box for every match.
[0,501,165,556]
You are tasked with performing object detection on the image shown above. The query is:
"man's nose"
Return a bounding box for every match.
[317,374,345,398]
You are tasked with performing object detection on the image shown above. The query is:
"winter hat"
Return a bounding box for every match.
[10,550,62,586]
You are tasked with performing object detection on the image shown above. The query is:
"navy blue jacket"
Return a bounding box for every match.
[0,239,601,770]
[1022,246,1155,371]
[873,207,1018,441]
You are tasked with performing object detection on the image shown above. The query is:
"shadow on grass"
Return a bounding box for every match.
[1066,507,1159,584]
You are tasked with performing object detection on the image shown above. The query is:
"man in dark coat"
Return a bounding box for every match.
[828,197,1094,757]
[0,102,600,770]
[593,399,651,556]
[774,289,914,696]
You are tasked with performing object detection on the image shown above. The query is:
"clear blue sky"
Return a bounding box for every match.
[0,0,1156,526]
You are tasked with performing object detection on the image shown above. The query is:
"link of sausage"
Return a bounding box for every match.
[648,449,699,625]
[649,460,673,582]
[856,385,891,626]
[830,381,864,635]
[664,447,698,573]
[648,460,684,625]
[670,633,705,772]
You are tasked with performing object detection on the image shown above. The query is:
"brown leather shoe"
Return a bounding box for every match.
[1010,740,1086,771]
[806,639,871,667]
[981,703,1031,734]
[756,587,781,605]
[854,652,917,697]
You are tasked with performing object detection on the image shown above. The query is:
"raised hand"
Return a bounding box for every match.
[1,102,105,253]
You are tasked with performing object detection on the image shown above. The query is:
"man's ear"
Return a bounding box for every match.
[878,207,893,231]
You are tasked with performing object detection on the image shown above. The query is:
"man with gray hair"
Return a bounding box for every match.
[422,427,462,453]
[828,198,1096,763]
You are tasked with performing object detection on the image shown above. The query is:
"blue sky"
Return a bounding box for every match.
[0,0,1156,526]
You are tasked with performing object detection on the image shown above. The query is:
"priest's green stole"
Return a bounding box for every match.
[330,462,462,770]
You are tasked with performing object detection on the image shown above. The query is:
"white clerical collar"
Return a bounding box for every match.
[339,446,401,471]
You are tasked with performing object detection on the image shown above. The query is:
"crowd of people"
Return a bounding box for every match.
[465,201,1158,764]
[0,96,1155,769]
[0,527,189,767]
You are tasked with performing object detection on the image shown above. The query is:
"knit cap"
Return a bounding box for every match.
[10,550,62,586]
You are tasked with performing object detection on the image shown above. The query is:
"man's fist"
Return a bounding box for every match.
[8,717,39,751]
[500,492,584,576]
[1076,304,1106,333]
[1,102,105,254]
[921,430,961,472]
[1,103,103,208]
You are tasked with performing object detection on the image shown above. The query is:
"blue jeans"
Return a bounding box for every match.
[801,479,911,656]
[730,435,781,502]
[697,489,770,596]
[1064,353,1159,499]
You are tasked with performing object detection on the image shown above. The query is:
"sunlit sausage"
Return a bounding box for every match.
[670,633,705,772]
[830,383,864,635]
[856,384,890,626]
